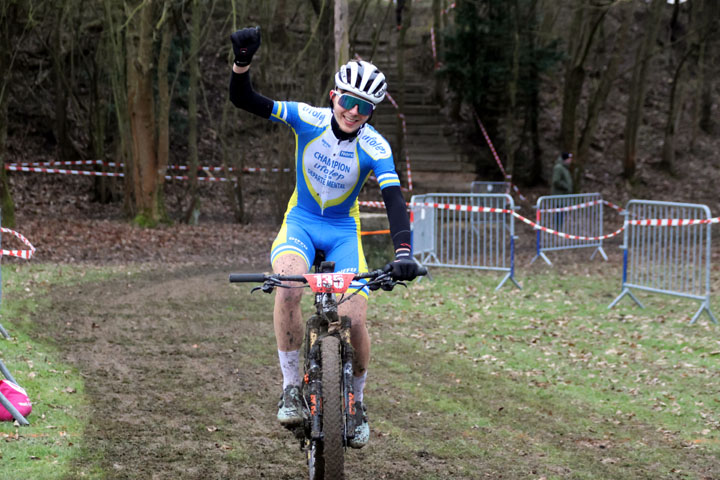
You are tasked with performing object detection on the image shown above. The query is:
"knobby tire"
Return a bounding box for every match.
[319,336,344,479]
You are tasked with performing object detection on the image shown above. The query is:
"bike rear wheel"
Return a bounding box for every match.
[317,335,344,479]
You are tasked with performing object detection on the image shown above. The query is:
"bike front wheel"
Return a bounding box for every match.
[318,335,344,479]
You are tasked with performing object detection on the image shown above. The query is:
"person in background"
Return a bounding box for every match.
[551,152,573,196]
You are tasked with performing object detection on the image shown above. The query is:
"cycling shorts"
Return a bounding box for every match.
[271,206,370,298]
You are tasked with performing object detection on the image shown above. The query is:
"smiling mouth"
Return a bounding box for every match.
[342,114,360,126]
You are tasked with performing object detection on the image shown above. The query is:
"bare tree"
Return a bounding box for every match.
[335,0,349,67]
[559,1,609,154]
[574,1,632,190]
[659,0,694,173]
[695,0,719,138]
[0,0,21,227]
[184,0,201,224]
[622,0,664,179]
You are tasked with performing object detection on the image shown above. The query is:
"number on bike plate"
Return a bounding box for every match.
[303,273,356,293]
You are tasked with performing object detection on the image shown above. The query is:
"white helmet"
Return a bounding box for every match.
[335,60,387,105]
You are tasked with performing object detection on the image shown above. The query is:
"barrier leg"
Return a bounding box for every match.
[608,288,645,310]
[495,272,522,291]
[530,251,552,266]
[689,300,718,325]
[590,246,608,261]
[497,237,521,290]
[0,359,17,385]
[0,323,9,339]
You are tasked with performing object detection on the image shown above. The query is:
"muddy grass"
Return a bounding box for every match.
[15,246,720,480]
[24,261,452,480]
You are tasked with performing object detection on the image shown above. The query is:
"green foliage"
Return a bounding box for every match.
[132,211,158,228]
[367,267,720,477]
[0,264,124,479]
[441,0,561,115]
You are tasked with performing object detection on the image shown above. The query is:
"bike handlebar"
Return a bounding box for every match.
[228,266,428,284]
[228,273,275,283]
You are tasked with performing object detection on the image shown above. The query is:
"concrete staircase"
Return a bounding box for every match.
[353,19,476,195]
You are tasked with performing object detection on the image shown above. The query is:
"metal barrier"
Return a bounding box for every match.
[410,193,521,290]
[608,200,717,325]
[470,181,511,195]
[531,193,608,265]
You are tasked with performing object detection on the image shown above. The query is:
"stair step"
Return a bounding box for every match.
[409,160,474,173]
[410,172,478,194]
[375,124,454,136]
[376,104,440,115]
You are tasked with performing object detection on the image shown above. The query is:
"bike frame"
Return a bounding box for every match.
[229,261,426,479]
[303,276,357,445]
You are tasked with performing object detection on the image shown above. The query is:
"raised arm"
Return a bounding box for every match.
[229,26,273,119]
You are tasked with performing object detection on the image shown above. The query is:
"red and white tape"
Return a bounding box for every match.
[1,227,35,259]
[628,218,720,226]
[7,164,124,177]
[408,201,625,241]
[430,27,440,69]
[472,111,527,202]
[538,199,603,213]
[7,162,290,180]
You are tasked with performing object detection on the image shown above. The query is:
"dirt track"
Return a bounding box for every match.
[28,262,449,480]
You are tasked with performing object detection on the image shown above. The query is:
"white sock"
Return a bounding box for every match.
[353,372,368,404]
[278,349,301,389]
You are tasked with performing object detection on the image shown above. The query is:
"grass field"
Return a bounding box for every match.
[0,261,718,479]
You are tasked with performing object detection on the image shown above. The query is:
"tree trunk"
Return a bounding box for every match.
[660,7,693,173]
[126,0,160,223]
[623,0,664,179]
[0,2,18,227]
[51,2,73,163]
[334,0,349,68]
[559,1,606,154]
[103,0,133,216]
[697,0,718,135]
[503,18,520,182]
[395,0,412,181]
[155,0,172,222]
[432,0,443,104]
[575,1,632,190]
[316,0,332,94]
[184,0,201,224]
[90,38,111,204]
[525,0,543,186]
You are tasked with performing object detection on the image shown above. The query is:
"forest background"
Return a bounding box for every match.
[0,0,718,234]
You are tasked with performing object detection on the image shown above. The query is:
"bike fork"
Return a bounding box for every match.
[340,316,357,441]
[306,343,323,441]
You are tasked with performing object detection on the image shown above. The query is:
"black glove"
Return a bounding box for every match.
[383,256,419,281]
[230,26,261,67]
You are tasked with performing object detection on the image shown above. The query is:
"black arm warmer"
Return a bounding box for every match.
[381,185,412,253]
[229,71,274,119]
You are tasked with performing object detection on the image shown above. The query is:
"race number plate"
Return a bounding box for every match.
[303,273,356,294]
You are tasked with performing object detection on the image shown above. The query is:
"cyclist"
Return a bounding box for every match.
[229,26,419,449]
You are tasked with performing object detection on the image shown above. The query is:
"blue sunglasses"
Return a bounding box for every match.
[334,92,374,116]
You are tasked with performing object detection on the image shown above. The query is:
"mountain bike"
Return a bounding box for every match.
[229,257,426,480]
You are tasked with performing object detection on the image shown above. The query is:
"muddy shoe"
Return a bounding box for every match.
[348,402,369,449]
[277,385,303,427]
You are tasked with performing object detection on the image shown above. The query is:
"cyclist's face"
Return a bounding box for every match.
[331,90,371,134]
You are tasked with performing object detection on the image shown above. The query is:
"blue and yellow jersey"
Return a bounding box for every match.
[270,101,400,219]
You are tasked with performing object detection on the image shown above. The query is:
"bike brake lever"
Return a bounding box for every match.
[251,278,282,294]
[380,279,406,291]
